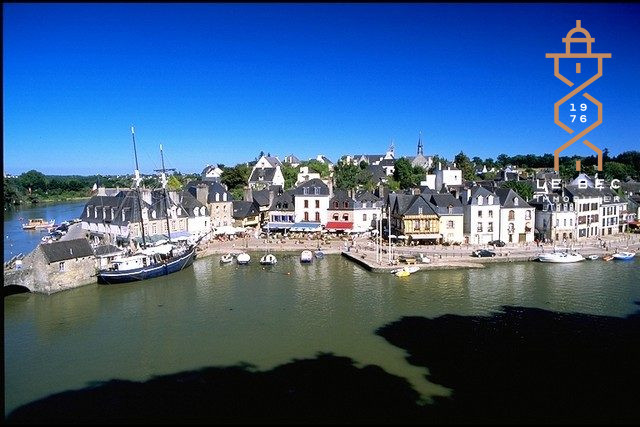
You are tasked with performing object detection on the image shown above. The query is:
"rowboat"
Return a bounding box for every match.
[300,250,313,263]
[612,252,636,260]
[260,253,278,265]
[220,253,234,264]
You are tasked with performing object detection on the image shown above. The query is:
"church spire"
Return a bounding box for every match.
[417,131,424,156]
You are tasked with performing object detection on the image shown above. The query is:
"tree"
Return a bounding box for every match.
[302,159,330,178]
[333,160,360,191]
[472,156,483,166]
[281,164,298,190]
[454,151,476,181]
[483,171,497,180]
[18,170,47,193]
[221,164,251,191]
[387,176,400,192]
[496,154,510,167]
[167,175,182,191]
[501,181,534,201]
[356,168,376,192]
[393,158,419,189]
[603,161,634,181]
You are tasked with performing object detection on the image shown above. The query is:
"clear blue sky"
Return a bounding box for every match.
[3,3,639,175]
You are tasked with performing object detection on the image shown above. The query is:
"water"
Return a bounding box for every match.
[5,247,640,417]
[3,200,88,262]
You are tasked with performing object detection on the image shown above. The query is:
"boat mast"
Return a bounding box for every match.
[131,126,147,249]
[156,144,175,243]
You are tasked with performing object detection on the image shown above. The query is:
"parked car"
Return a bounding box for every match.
[472,249,496,257]
[488,240,506,247]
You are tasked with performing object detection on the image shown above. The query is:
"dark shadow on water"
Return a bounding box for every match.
[6,305,640,424]
[376,304,640,424]
[3,285,30,297]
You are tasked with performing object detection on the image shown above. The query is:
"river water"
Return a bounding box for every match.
[4,202,640,420]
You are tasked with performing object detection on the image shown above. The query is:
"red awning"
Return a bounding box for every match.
[325,221,353,230]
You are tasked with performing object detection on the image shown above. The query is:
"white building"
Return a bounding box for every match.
[293,178,331,225]
[531,193,578,243]
[461,186,501,244]
[248,155,285,189]
[495,188,535,244]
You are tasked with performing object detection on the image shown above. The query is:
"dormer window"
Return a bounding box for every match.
[223,193,227,202]
[448,204,453,214]
[215,193,220,202]
[477,196,484,205]
[513,198,519,206]
[314,187,320,195]
[418,207,423,215]
[334,201,339,208]
[344,201,349,208]
[488,195,493,204]
[303,187,309,195]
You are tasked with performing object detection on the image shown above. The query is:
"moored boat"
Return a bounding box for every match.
[96,128,199,285]
[314,250,325,259]
[300,250,313,263]
[538,252,585,263]
[602,254,614,261]
[260,253,278,265]
[220,253,234,264]
[22,218,55,230]
[587,254,599,260]
[612,251,636,260]
[237,253,251,265]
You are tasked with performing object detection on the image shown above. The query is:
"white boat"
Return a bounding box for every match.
[538,252,584,263]
[220,253,234,264]
[391,266,420,276]
[612,251,636,260]
[314,250,325,259]
[586,254,599,260]
[300,250,313,263]
[236,252,251,265]
[260,253,278,265]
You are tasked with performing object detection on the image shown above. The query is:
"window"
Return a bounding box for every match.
[489,210,493,218]
[215,193,220,202]
[304,200,309,208]
[314,187,320,195]
[478,196,484,205]
[507,223,514,233]
[448,205,453,214]
[303,187,309,195]
[488,222,493,232]
[315,212,320,222]
[304,211,309,221]
[413,220,420,230]
[59,262,65,272]
[315,200,320,209]
[342,213,349,221]
[564,218,567,227]
[478,210,483,218]
[477,222,483,232]
[344,201,349,208]
[488,196,493,204]
[418,207,423,215]
[525,210,531,220]
[591,203,597,210]
[334,201,339,208]
[447,220,454,229]
[363,214,367,221]
[373,214,377,221]
[508,210,515,221]
[569,218,573,226]
[333,213,339,220]
[513,198,518,206]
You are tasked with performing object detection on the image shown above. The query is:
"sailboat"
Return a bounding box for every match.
[97,128,198,284]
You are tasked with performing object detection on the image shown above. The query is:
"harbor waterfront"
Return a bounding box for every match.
[5,245,640,421]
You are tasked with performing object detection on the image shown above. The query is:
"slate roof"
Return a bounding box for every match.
[249,167,277,183]
[366,164,388,182]
[93,244,125,257]
[564,185,608,199]
[186,180,232,204]
[463,186,500,205]
[403,195,438,216]
[494,188,531,208]
[270,189,295,211]
[329,190,355,210]
[354,190,380,204]
[40,239,94,263]
[252,189,272,207]
[232,200,260,219]
[293,178,330,196]
[264,156,283,168]
[284,154,300,164]
[429,193,464,215]
[175,190,208,216]
[379,158,395,167]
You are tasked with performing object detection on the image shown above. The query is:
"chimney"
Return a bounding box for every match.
[196,185,207,205]
[268,187,275,207]
[244,186,253,202]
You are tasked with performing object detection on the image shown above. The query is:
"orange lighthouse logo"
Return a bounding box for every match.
[546,20,611,172]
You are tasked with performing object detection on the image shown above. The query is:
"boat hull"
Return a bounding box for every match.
[97,247,196,284]
[612,253,636,260]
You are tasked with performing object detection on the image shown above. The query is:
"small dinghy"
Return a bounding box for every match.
[220,253,234,264]
[314,250,325,259]
[260,253,278,265]
[300,250,313,263]
[236,253,251,265]
[587,254,599,260]
[612,251,636,260]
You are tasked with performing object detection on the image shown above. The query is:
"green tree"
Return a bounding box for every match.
[356,168,376,191]
[472,156,483,166]
[501,181,534,201]
[387,176,400,192]
[18,170,47,193]
[302,159,330,178]
[603,161,634,181]
[454,151,476,181]
[393,158,419,189]
[281,164,299,190]
[334,160,360,190]
[221,164,251,191]
[483,171,497,180]
[167,175,183,191]
[497,154,510,167]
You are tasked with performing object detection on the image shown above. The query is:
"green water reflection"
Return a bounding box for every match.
[4,253,640,415]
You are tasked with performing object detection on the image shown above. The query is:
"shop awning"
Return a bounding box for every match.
[290,222,323,232]
[410,233,441,240]
[263,222,294,230]
[325,221,353,231]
